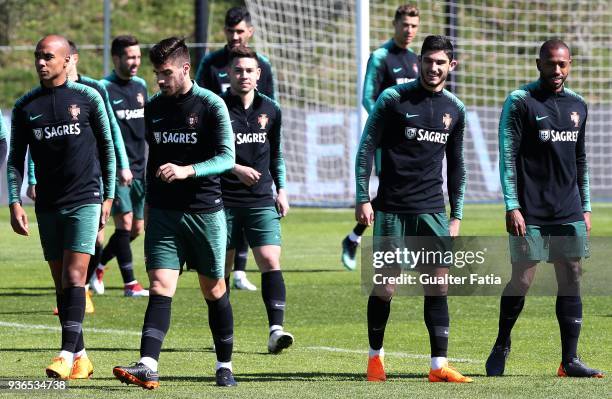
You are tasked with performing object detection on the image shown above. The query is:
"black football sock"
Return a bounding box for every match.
[100,231,118,266]
[494,283,525,347]
[56,292,65,324]
[261,270,286,328]
[74,332,85,354]
[424,296,449,357]
[367,295,391,350]
[140,295,172,361]
[233,234,249,272]
[111,229,135,283]
[206,292,233,363]
[61,287,85,353]
[119,263,136,285]
[56,291,85,353]
[86,242,103,283]
[556,295,582,363]
[353,223,367,236]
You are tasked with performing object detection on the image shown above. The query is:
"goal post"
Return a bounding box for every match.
[243,1,612,206]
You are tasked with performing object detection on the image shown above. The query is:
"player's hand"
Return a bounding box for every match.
[100,199,113,230]
[584,212,591,237]
[156,163,195,183]
[356,202,374,226]
[118,168,133,186]
[9,203,29,236]
[232,165,261,186]
[276,188,290,217]
[506,209,526,236]
[26,184,36,201]
[449,217,461,238]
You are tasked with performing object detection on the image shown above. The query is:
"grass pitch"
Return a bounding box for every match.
[0,204,610,398]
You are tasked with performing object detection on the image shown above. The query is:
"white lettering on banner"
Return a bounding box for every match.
[467,111,499,192]
[288,113,347,198]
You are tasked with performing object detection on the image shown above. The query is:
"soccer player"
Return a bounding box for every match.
[6,34,115,379]
[221,46,294,353]
[112,37,237,388]
[195,6,274,98]
[28,40,133,314]
[342,4,420,271]
[91,35,148,297]
[356,36,471,383]
[486,39,604,378]
[0,109,7,166]
[196,6,275,291]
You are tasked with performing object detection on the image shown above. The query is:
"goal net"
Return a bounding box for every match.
[248,1,611,206]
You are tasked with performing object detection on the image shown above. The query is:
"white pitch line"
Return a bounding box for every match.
[0,322,479,363]
[0,321,141,336]
[305,346,480,364]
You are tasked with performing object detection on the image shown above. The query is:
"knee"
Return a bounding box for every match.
[131,225,144,239]
[373,285,395,301]
[257,254,280,272]
[203,281,226,301]
[509,276,533,295]
[565,260,582,280]
[64,267,86,286]
[149,280,172,297]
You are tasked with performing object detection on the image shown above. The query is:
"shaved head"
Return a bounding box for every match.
[35,34,71,87]
[36,35,70,57]
[539,39,571,59]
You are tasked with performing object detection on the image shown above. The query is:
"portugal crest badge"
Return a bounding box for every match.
[68,104,80,121]
[257,113,269,130]
[136,92,145,107]
[570,111,580,128]
[442,113,452,130]
[187,113,199,129]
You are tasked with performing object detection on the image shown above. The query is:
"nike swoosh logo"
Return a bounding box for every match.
[218,72,228,78]
[405,113,419,119]
[393,67,403,73]
[113,99,124,105]
[152,118,164,123]
[220,336,233,342]
[29,114,43,121]
[536,115,548,121]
